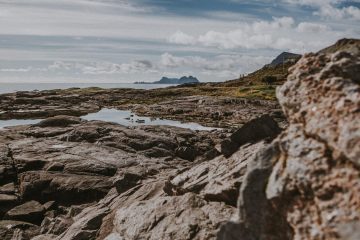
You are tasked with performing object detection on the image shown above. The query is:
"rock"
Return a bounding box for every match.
[42,201,56,211]
[31,234,58,240]
[0,194,18,218]
[0,183,16,194]
[338,220,360,240]
[221,114,281,157]
[19,171,113,205]
[0,220,39,240]
[113,172,143,194]
[0,194,17,204]
[5,201,45,225]
[167,141,265,206]
[219,40,360,240]
[112,193,234,240]
[40,215,73,236]
[56,205,109,240]
[0,183,18,217]
[36,115,82,128]
[175,146,197,161]
[218,143,293,240]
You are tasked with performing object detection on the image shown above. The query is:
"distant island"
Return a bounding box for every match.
[135,76,200,84]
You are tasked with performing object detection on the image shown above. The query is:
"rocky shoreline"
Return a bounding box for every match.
[0,39,359,240]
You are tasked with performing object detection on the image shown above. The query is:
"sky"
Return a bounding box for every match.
[0,0,359,83]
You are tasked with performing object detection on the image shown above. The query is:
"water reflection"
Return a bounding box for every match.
[82,108,218,131]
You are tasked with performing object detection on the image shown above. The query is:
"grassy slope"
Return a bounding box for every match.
[59,63,294,104]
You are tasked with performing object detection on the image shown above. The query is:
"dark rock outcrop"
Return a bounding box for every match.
[269,52,301,67]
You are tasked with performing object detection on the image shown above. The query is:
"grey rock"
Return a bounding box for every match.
[221,114,281,157]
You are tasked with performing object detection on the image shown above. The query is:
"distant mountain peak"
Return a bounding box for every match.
[269,52,301,67]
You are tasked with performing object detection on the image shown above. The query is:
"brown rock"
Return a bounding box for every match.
[0,220,39,240]
[221,114,281,157]
[219,39,360,240]
[111,193,234,240]
[5,201,45,225]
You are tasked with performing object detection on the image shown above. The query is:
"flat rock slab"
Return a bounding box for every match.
[5,200,45,225]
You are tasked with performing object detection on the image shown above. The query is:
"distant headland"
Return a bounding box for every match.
[135,76,200,84]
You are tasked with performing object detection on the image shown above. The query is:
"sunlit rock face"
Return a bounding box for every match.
[219,39,360,240]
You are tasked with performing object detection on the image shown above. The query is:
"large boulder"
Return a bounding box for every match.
[219,39,360,239]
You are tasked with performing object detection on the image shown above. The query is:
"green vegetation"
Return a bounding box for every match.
[236,85,277,100]
[219,62,295,87]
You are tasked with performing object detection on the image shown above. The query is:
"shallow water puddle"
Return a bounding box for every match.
[82,108,218,131]
[0,108,218,131]
[0,119,41,129]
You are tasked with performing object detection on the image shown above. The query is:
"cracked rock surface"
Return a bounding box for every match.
[219,39,360,240]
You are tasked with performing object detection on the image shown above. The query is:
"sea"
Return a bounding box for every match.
[0,82,176,94]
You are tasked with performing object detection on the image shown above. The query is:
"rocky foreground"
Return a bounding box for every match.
[0,39,359,240]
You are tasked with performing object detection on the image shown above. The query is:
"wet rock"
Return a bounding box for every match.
[5,201,45,225]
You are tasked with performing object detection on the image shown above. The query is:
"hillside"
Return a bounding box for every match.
[318,38,360,54]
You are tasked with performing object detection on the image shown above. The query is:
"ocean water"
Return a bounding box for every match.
[0,109,219,131]
[0,82,176,94]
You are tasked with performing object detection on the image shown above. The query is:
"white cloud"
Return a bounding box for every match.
[296,22,330,32]
[283,0,360,20]
[0,67,32,72]
[46,60,155,75]
[160,52,271,75]
[166,16,352,53]
[168,31,196,45]
[197,17,296,50]
[316,5,360,20]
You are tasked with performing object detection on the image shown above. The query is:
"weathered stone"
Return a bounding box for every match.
[19,171,112,205]
[0,220,39,240]
[36,115,82,128]
[221,115,281,157]
[219,39,360,240]
[112,193,235,240]
[31,234,58,240]
[5,201,45,225]
[168,141,264,206]
[56,205,109,240]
